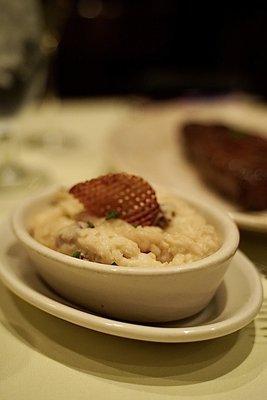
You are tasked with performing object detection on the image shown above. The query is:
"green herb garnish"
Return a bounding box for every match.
[72,251,82,259]
[106,210,120,220]
[87,221,95,228]
[112,261,117,266]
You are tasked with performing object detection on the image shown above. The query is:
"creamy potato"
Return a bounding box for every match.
[29,190,220,267]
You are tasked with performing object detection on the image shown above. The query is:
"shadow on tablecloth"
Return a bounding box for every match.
[0,278,264,396]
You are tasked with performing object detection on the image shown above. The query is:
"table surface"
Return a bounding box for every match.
[0,99,266,400]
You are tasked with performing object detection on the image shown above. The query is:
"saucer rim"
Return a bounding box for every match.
[0,226,263,342]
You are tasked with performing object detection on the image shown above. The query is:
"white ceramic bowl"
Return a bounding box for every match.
[12,186,239,323]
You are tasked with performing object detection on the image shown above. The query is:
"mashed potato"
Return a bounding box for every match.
[29,190,220,267]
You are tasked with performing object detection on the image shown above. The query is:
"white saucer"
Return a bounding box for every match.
[0,223,263,342]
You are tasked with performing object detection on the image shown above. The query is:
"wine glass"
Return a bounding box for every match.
[0,0,48,188]
[19,0,74,152]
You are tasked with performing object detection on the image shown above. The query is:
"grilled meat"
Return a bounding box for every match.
[182,123,267,211]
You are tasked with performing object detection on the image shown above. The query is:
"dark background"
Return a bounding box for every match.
[47,0,267,99]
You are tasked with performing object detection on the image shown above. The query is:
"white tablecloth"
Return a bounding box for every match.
[0,99,266,400]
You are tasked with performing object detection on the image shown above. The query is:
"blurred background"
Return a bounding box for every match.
[1,0,267,108]
[0,0,267,204]
[52,1,267,99]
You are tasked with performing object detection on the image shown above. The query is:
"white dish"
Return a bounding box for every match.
[0,222,263,342]
[109,99,267,232]
[12,186,239,323]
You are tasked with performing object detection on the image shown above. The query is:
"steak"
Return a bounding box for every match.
[182,123,267,211]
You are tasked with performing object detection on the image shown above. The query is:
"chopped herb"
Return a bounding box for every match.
[112,261,118,266]
[133,224,139,228]
[72,251,82,259]
[106,210,120,220]
[87,221,95,228]
[155,212,169,229]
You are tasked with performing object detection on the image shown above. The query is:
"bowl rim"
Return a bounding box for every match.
[12,185,240,276]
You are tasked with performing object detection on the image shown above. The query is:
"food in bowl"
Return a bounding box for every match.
[28,173,220,267]
[13,176,239,322]
[182,122,267,211]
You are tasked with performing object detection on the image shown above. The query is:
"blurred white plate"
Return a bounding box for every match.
[109,98,267,232]
[0,222,263,342]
